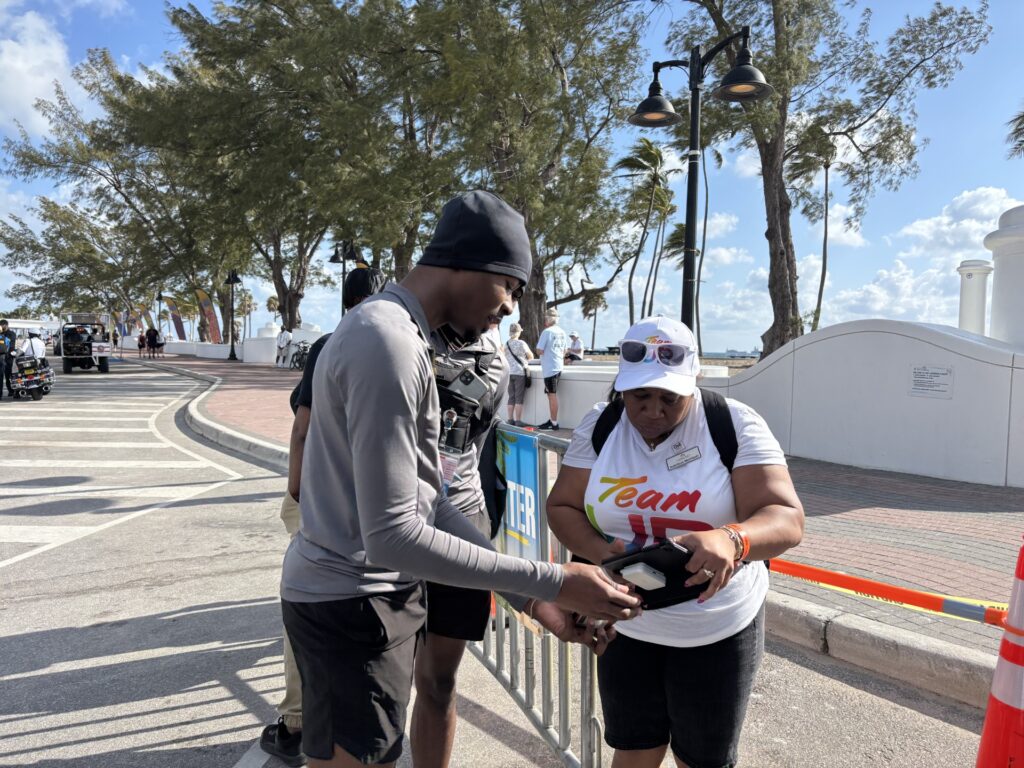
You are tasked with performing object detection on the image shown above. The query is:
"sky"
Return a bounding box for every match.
[0,0,1020,353]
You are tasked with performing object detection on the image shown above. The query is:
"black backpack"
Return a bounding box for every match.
[591,387,737,471]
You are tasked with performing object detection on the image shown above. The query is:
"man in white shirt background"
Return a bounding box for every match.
[20,330,47,361]
[276,327,292,368]
[566,330,584,363]
[535,308,567,430]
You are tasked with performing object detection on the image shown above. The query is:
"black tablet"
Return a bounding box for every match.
[602,540,706,610]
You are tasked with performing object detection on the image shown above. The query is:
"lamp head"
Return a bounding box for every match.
[330,242,344,264]
[628,76,683,128]
[712,46,774,102]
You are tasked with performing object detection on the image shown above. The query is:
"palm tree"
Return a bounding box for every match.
[614,139,678,325]
[267,295,280,325]
[237,289,257,339]
[642,192,677,317]
[581,290,609,350]
[1008,105,1024,158]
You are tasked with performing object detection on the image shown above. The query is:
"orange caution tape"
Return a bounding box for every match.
[771,557,1009,629]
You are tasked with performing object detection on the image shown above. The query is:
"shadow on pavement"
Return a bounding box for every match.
[0,598,282,767]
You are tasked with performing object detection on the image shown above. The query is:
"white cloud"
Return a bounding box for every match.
[810,187,1021,330]
[811,202,867,248]
[0,10,73,134]
[704,246,753,266]
[62,0,128,16]
[733,150,761,179]
[895,187,1021,263]
[704,211,738,240]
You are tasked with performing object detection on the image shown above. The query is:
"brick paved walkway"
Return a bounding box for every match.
[159,355,1024,655]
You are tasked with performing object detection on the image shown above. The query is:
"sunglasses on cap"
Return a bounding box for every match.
[618,339,692,367]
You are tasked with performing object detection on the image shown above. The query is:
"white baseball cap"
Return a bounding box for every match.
[613,316,700,397]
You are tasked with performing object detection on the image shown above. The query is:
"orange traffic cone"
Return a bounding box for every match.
[977,541,1024,766]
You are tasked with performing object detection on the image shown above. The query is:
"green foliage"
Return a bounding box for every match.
[1008,104,1024,159]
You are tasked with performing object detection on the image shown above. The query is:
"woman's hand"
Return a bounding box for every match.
[673,529,738,603]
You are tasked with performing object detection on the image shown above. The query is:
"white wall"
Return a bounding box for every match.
[517,320,1023,488]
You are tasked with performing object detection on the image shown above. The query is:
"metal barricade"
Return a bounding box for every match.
[468,427,602,768]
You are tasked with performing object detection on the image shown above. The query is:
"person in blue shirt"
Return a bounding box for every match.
[535,308,567,430]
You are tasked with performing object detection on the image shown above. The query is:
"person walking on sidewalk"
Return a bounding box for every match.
[260,265,387,767]
[547,316,804,768]
[504,322,533,426]
[276,326,292,368]
[137,331,145,359]
[535,308,567,430]
[280,190,639,768]
[411,318,509,768]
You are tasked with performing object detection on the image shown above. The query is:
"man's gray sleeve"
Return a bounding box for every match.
[346,325,563,602]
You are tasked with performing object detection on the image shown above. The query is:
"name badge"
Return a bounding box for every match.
[667,446,700,471]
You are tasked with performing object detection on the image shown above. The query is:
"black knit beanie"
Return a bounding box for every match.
[418,191,532,284]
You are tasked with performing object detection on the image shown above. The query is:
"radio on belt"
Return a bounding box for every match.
[619,562,667,591]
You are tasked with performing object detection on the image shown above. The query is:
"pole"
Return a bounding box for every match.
[227,276,238,361]
[680,45,703,331]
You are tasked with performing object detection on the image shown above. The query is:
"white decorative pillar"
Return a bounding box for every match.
[985,205,1024,348]
[956,259,992,335]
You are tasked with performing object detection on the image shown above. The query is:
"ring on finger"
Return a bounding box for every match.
[701,568,715,580]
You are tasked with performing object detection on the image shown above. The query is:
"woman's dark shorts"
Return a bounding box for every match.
[507,374,527,406]
[281,583,426,763]
[544,373,561,394]
[597,604,764,768]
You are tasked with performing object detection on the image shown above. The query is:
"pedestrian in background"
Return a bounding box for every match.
[566,330,584,363]
[276,326,292,368]
[137,331,145,359]
[504,322,533,427]
[260,265,387,767]
[535,308,567,430]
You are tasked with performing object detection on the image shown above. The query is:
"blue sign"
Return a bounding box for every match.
[497,429,541,561]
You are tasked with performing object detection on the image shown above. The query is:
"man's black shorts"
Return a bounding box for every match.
[544,373,561,394]
[281,583,426,763]
[425,580,491,641]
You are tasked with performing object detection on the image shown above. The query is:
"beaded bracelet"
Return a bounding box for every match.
[720,523,750,561]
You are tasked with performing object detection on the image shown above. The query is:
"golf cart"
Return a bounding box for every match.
[58,313,112,374]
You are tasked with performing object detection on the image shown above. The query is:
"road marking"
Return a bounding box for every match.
[2,459,205,468]
[2,483,221,497]
[0,440,169,448]
[0,479,231,570]
[0,525,95,543]
[5,427,151,432]
[230,741,271,768]
[0,415,151,421]
[146,386,243,480]
[8,407,159,414]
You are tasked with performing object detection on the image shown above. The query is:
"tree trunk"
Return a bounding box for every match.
[641,215,664,318]
[392,217,420,280]
[649,224,666,317]
[591,310,597,349]
[627,183,659,326]
[758,141,803,357]
[812,163,830,332]
[520,257,547,348]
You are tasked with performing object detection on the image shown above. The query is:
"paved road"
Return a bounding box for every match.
[0,361,984,767]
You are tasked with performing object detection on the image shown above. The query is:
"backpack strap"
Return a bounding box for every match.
[699,388,737,473]
[591,398,624,455]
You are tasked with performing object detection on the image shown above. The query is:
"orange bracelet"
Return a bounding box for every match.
[721,524,750,560]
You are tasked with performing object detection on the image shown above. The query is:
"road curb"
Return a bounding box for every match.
[127,358,289,471]
[133,357,996,710]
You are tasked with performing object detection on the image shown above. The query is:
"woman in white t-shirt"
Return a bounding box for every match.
[504,322,534,426]
[547,316,803,768]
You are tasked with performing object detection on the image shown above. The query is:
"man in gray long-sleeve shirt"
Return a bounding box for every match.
[280,191,639,768]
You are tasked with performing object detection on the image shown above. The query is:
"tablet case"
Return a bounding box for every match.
[602,540,706,610]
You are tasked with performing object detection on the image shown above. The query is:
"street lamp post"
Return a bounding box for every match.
[330,241,359,318]
[629,25,773,331]
[225,270,242,361]
[155,290,163,337]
